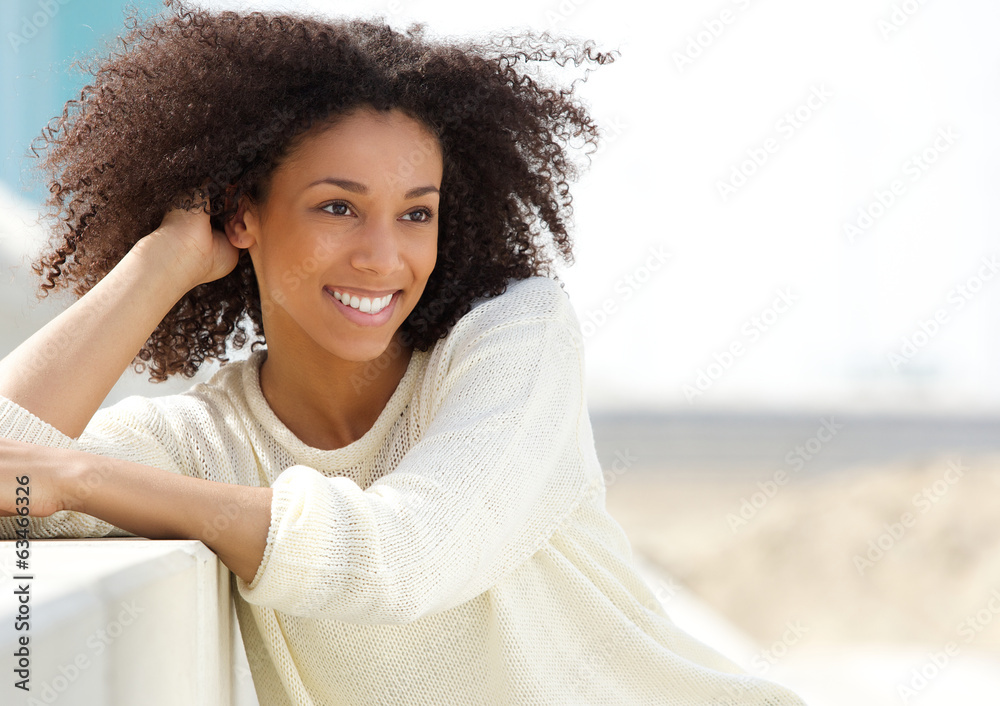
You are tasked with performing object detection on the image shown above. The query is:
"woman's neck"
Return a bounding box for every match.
[258,339,413,451]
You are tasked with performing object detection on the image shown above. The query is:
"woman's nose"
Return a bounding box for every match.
[351,217,404,275]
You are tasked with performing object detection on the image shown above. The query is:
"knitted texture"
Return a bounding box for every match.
[0,276,807,705]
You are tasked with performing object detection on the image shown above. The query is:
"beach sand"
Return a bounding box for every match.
[603,452,1000,702]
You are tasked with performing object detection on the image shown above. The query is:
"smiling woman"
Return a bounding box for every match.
[0,1,807,704]
[227,106,443,451]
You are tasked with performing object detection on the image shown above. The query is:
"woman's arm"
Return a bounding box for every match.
[62,450,273,583]
[0,196,238,440]
[0,437,271,583]
[0,241,193,440]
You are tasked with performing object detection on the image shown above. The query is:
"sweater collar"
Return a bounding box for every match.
[240,347,427,468]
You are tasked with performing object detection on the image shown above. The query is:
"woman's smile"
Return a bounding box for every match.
[324,286,401,327]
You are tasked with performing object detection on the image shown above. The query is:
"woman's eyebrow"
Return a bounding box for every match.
[306,177,439,199]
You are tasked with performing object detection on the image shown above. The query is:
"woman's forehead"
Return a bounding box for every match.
[265,118,443,199]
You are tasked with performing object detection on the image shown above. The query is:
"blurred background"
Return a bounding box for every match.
[3,0,1000,703]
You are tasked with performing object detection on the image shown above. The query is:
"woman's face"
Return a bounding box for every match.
[229,105,442,363]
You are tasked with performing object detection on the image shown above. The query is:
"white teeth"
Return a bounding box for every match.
[333,290,394,314]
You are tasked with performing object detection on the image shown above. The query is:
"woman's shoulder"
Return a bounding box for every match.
[125,352,261,434]
[452,275,579,340]
[418,275,583,388]
[174,351,264,412]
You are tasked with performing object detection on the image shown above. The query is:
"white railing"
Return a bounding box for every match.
[1,537,831,705]
[0,538,259,706]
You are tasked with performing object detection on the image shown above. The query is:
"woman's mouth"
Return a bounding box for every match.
[324,287,400,327]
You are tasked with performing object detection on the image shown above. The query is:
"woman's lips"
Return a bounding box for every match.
[324,287,399,327]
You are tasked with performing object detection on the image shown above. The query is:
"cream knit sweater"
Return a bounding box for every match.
[0,276,806,705]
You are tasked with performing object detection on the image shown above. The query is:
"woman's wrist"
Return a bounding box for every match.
[129,232,205,296]
[57,449,109,514]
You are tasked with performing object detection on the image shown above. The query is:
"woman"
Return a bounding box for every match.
[0,1,808,704]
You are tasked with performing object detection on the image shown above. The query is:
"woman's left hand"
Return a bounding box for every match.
[0,438,80,518]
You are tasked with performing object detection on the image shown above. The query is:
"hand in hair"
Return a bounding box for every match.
[139,187,242,289]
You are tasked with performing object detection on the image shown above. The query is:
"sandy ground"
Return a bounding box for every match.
[604,451,1000,703]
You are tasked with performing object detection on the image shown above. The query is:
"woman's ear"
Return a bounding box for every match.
[225,194,258,250]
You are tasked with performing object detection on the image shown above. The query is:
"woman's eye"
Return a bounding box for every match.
[321,201,353,216]
[321,203,433,221]
[403,208,434,223]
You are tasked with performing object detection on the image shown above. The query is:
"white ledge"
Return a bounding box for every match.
[0,538,258,705]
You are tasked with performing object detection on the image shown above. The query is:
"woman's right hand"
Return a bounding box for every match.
[140,188,242,288]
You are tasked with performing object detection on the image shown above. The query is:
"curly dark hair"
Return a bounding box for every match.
[25,0,617,382]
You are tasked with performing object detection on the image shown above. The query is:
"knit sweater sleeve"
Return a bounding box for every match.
[0,393,187,539]
[236,290,600,624]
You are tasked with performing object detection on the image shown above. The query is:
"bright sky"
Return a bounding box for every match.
[5,0,999,414]
[189,0,1000,414]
